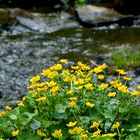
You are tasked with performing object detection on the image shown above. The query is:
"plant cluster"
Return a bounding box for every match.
[111,49,140,68]
[0,59,140,140]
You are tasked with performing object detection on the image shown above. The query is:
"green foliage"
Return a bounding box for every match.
[0,60,140,139]
[111,49,140,68]
[61,0,86,7]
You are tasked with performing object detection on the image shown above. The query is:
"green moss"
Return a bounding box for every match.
[111,49,140,69]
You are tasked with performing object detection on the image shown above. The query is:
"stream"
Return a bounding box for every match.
[0,9,140,107]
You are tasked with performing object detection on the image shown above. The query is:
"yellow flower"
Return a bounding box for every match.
[68,101,76,107]
[67,90,74,95]
[0,112,6,117]
[59,59,68,63]
[101,133,116,137]
[118,85,129,93]
[80,134,88,139]
[41,69,51,77]
[22,96,27,101]
[85,83,94,90]
[100,83,108,89]
[86,102,95,108]
[43,138,51,140]
[98,75,105,80]
[50,64,62,71]
[132,90,140,96]
[76,85,83,90]
[90,121,100,128]
[112,122,120,129]
[12,130,19,136]
[37,130,46,137]
[123,76,132,81]
[69,127,83,135]
[47,81,56,87]
[66,121,77,127]
[71,66,79,70]
[116,69,127,75]
[78,78,85,85]
[27,83,38,89]
[93,64,107,74]
[108,92,116,97]
[64,76,75,82]
[93,67,103,74]
[37,86,47,92]
[107,133,116,137]
[92,129,101,137]
[110,80,119,86]
[52,129,62,138]
[30,75,40,84]
[50,86,59,95]
[5,106,12,111]
[138,85,140,89]
[69,97,77,101]
[18,102,24,107]
[77,62,90,70]
[36,97,46,103]
[29,90,37,95]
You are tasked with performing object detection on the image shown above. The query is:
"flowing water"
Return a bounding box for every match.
[0,10,140,107]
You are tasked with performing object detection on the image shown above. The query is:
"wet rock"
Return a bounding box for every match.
[135,67,140,76]
[8,8,47,32]
[75,5,135,28]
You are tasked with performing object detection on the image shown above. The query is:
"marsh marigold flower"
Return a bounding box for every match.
[100,83,108,89]
[90,121,100,128]
[50,64,62,71]
[67,90,74,95]
[30,75,40,84]
[112,122,120,129]
[76,85,83,90]
[52,129,62,138]
[59,59,68,63]
[101,133,116,138]
[69,97,77,101]
[92,129,102,137]
[86,102,95,108]
[66,121,77,127]
[108,92,116,97]
[36,97,46,103]
[5,106,12,111]
[123,76,132,81]
[68,101,76,107]
[37,130,46,137]
[85,83,94,90]
[98,75,105,80]
[69,127,83,135]
[116,69,127,75]
[0,111,6,117]
[131,90,140,96]
[12,130,19,136]
[18,102,24,107]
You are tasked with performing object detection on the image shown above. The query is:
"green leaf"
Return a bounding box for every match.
[7,107,20,120]
[30,119,41,130]
[17,131,41,140]
[55,103,67,113]
[19,110,38,125]
[40,120,59,128]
